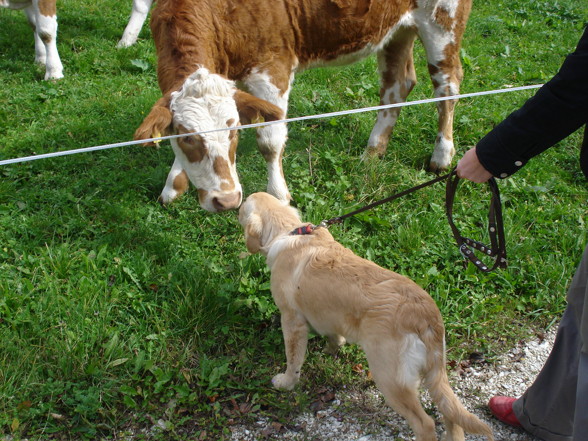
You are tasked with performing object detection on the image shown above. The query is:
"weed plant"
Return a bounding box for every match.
[0,0,587,439]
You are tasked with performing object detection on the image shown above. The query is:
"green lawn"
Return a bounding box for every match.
[1,0,586,439]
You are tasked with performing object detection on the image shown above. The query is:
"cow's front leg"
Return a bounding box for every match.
[159,157,189,205]
[272,310,309,390]
[256,123,291,203]
[429,93,457,172]
[243,69,292,203]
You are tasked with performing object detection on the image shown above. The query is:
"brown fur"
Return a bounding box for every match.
[37,0,56,17]
[239,192,494,441]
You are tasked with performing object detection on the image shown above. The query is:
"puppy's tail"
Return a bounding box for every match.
[423,344,495,440]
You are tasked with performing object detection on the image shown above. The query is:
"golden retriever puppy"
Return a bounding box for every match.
[238,192,494,441]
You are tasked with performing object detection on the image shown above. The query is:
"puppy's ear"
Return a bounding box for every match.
[244,213,263,254]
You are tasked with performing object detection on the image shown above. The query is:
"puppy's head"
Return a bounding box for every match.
[238,192,301,255]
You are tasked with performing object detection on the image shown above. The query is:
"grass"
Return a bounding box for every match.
[1,0,587,439]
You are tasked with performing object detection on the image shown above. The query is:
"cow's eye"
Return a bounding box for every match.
[178,134,207,162]
[182,135,199,146]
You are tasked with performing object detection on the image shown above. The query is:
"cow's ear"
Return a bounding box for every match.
[234,90,284,125]
[134,96,173,146]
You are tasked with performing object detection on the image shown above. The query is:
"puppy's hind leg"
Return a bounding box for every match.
[325,335,346,355]
[273,310,309,391]
[364,340,438,441]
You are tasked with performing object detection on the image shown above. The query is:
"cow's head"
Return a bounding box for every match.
[135,67,284,212]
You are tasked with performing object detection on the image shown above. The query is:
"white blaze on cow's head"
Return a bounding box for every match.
[169,68,242,212]
[135,67,284,212]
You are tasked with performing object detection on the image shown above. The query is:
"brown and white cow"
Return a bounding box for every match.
[135,0,472,212]
[2,0,63,80]
[3,0,154,79]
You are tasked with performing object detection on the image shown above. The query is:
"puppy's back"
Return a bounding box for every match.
[285,229,444,338]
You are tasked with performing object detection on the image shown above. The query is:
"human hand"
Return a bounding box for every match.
[456,147,493,183]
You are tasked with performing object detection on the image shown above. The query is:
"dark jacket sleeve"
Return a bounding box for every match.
[476,27,588,178]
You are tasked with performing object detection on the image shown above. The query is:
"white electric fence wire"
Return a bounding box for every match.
[0,84,542,167]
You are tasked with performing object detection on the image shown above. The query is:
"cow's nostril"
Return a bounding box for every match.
[212,192,241,211]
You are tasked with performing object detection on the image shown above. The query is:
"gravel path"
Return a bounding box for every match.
[231,327,556,440]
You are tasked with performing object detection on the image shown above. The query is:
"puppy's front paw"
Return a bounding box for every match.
[272,373,298,390]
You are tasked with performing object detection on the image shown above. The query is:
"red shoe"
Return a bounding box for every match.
[488,396,522,427]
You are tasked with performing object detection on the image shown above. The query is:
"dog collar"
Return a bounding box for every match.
[289,224,316,235]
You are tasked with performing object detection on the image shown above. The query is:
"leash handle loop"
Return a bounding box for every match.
[445,170,507,272]
[459,244,491,272]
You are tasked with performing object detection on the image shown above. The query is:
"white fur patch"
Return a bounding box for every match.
[243,68,291,111]
[117,0,152,47]
[367,109,398,148]
[434,0,460,18]
[160,157,185,204]
[430,133,455,169]
[382,83,403,104]
[431,73,459,97]
[412,8,455,65]
[400,333,427,387]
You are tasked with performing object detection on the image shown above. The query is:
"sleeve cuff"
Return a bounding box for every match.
[476,129,527,178]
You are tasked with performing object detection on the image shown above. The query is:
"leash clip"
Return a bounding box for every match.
[319,219,331,229]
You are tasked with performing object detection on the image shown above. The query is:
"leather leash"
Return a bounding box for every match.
[316,169,507,272]
[320,171,455,226]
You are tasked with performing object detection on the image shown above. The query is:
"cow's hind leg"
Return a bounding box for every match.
[28,0,63,80]
[24,6,46,66]
[419,0,472,171]
[118,0,153,48]
[364,29,418,159]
